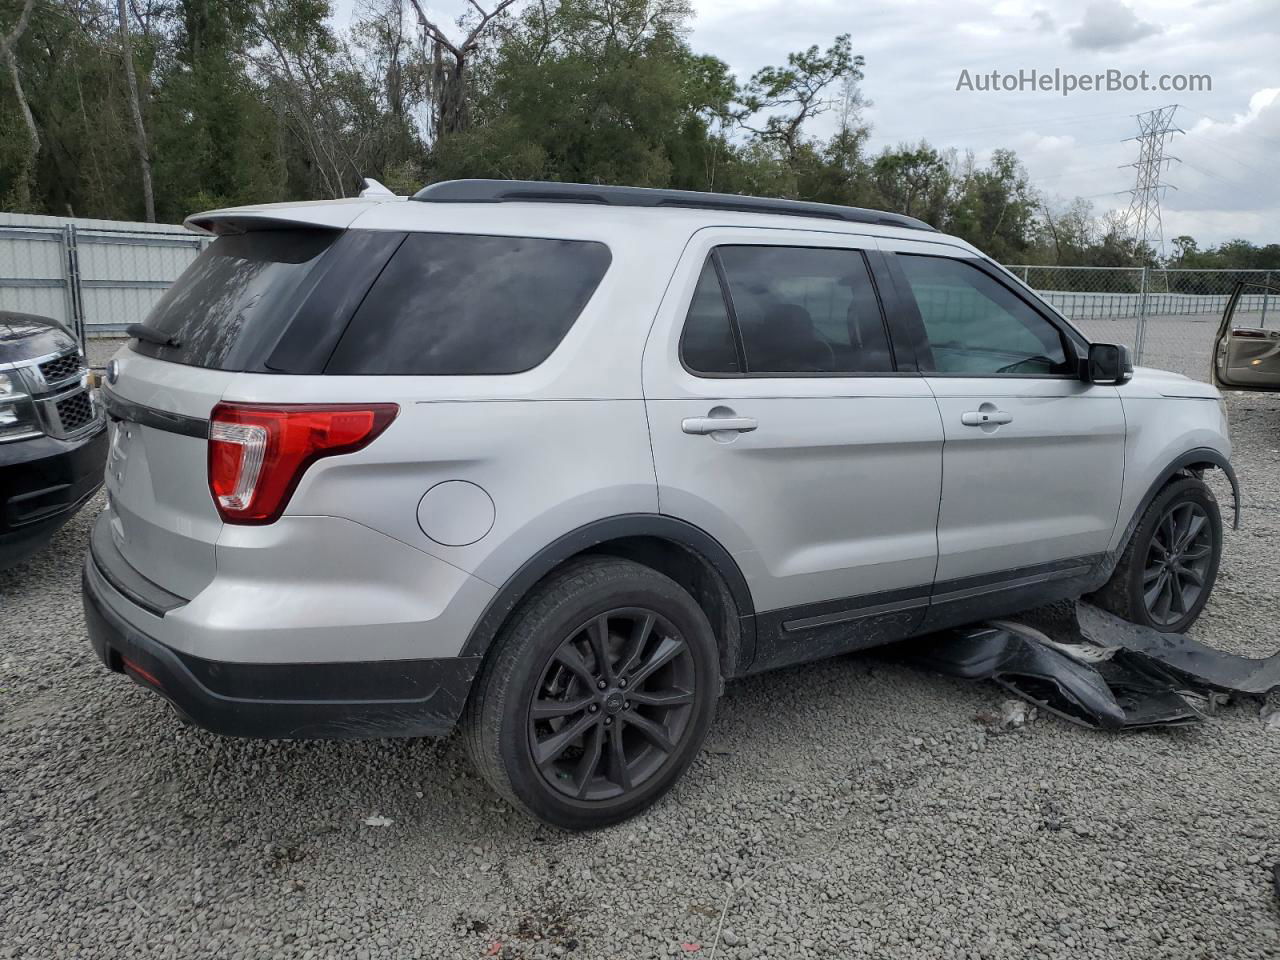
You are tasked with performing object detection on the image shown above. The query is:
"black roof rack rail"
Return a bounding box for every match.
[411,179,936,232]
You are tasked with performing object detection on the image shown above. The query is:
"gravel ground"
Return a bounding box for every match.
[3,351,1280,958]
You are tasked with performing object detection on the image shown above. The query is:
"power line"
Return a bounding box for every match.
[1032,163,1127,183]
[1179,134,1270,179]
[871,109,1130,145]
[1185,108,1280,149]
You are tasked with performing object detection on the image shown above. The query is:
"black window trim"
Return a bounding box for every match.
[885,250,1091,381]
[677,243,908,380]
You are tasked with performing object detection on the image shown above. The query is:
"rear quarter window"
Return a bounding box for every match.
[326,233,612,375]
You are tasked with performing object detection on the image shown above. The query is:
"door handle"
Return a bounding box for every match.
[682,415,758,435]
[961,409,1013,427]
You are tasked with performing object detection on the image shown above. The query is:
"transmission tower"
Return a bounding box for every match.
[1122,104,1182,260]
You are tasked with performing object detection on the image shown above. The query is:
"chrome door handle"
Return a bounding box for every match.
[961,409,1013,426]
[682,416,758,435]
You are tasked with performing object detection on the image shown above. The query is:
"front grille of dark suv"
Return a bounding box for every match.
[54,391,95,434]
[38,352,84,386]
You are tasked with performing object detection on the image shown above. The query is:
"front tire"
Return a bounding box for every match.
[1090,476,1222,633]
[462,557,719,830]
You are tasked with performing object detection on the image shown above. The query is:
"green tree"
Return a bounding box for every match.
[738,33,860,171]
[431,0,735,189]
[866,143,952,222]
[944,148,1037,262]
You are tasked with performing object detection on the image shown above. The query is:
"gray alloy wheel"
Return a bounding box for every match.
[1088,475,1222,634]
[462,556,719,830]
[1142,500,1215,627]
[529,608,697,801]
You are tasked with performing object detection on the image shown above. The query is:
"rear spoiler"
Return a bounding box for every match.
[183,200,391,236]
[183,214,346,237]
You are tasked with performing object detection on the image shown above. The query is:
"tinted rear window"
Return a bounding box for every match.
[132,230,336,370]
[325,233,611,375]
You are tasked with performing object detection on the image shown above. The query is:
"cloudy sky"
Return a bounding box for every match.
[379,0,1279,248]
[690,0,1277,249]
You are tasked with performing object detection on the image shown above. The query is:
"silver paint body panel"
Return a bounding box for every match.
[93,198,1231,667]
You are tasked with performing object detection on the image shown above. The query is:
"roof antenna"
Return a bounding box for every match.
[359,178,396,198]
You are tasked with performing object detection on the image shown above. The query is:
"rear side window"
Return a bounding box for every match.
[680,260,741,374]
[697,246,894,375]
[133,230,336,370]
[327,234,611,375]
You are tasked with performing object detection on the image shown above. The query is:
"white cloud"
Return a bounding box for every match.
[1025,134,1078,152]
[1031,10,1056,32]
[1067,0,1163,50]
[1165,89,1280,223]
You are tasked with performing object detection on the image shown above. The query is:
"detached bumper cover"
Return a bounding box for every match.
[83,555,480,739]
[899,600,1280,730]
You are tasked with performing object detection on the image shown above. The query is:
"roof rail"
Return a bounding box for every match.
[411,179,936,232]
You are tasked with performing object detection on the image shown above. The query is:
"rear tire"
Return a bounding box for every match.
[462,557,719,830]
[1089,476,1222,633]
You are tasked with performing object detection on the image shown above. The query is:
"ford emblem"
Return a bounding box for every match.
[105,359,119,385]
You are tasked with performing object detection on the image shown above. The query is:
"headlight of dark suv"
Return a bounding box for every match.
[0,371,42,442]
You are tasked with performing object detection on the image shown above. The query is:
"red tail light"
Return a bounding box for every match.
[208,403,399,524]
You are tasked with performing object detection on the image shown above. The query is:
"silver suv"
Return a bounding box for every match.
[84,180,1237,829]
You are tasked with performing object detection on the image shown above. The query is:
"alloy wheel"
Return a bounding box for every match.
[1142,500,1214,626]
[528,608,697,801]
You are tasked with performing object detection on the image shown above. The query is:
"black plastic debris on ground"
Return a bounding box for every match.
[1073,602,1280,696]
[894,601,1280,730]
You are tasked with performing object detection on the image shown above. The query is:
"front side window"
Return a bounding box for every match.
[896,255,1072,376]
[680,245,894,376]
[327,233,611,375]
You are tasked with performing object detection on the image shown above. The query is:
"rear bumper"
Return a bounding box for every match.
[0,425,106,569]
[82,553,481,739]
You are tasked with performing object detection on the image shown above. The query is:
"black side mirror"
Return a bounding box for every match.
[1086,343,1133,384]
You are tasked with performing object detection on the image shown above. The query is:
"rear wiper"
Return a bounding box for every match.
[126,323,180,348]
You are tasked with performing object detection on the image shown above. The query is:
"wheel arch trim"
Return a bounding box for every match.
[1117,447,1239,558]
[459,514,756,660]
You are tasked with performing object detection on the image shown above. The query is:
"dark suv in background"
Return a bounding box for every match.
[0,311,106,570]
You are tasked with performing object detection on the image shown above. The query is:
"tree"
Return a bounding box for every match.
[944,148,1038,262]
[867,143,951,221]
[738,34,860,170]
[1,0,38,207]
[116,0,155,220]
[430,0,735,189]
[404,0,517,142]
[0,2,1269,271]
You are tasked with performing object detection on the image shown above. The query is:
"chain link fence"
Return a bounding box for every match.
[1009,264,1277,379]
[0,216,207,343]
[1,213,1274,385]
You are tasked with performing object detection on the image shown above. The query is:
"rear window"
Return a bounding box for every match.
[132,229,336,370]
[325,233,612,376]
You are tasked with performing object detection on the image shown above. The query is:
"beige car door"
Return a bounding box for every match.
[1212,281,1280,390]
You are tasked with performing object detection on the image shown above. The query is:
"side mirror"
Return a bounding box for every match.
[1086,343,1132,384]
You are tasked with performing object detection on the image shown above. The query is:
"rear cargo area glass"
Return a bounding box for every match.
[131,230,336,370]
[326,234,611,375]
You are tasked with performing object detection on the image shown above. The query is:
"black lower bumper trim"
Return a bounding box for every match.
[83,558,480,739]
[1,426,106,569]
